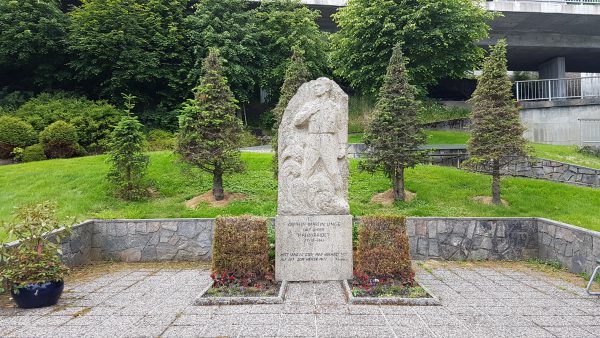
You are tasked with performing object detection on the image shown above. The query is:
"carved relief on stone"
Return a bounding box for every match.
[277,77,350,216]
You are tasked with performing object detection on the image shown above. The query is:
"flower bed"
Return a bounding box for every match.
[204,272,280,297]
[349,271,428,298]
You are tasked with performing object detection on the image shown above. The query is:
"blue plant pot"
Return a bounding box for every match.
[11,280,64,309]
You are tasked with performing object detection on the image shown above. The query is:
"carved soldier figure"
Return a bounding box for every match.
[278,77,349,216]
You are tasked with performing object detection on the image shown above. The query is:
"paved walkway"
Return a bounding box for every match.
[0,263,598,337]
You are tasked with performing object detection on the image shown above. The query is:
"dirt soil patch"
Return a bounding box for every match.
[185,191,247,208]
[472,195,509,206]
[371,189,416,206]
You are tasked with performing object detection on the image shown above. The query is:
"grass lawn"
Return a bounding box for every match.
[350,131,600,170]
[1,152,599,242]
[349,130,470,145]
[532,144,600,170]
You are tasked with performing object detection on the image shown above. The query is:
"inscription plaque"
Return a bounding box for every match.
[276,215,353,281]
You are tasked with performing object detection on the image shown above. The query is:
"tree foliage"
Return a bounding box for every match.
[0,0,69,92]
[68,0,191,110]
[467,40,529,205]
[107,95,150,200]
[332,0,492,95]
[255,0,329,100]
[186,0,262,105]
[360,44,428,201]
[271,48,310,177]
[177,50,245,201]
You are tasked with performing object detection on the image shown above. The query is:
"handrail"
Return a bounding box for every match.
[514,76,600,102]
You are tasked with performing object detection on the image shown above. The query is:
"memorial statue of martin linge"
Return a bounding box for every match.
[276,77,353,282]
[278,77,350,216]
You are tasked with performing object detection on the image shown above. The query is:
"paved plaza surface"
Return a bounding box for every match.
[0,262,598,338]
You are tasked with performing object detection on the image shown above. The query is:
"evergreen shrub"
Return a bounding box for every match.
[356,215,413,281]
[212,216,271,279]
[0,116,37,158]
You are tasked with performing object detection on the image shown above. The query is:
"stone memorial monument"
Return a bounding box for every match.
[275,77,353,281]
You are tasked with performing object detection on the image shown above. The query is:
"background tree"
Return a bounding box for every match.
[107,95,150,200]
[0,0,70,93]
[255,0,329,102]
[467,40,529,205]
[68,0,191,122]
[271,47,310,177]
[177,50,245,201]
[332,0,492,95]
[186,0,262,106]
[360,44,428,202]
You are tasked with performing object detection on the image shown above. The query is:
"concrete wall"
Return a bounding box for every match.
[520,100,600,145]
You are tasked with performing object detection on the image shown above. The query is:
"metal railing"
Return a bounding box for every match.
[515,76,600,101]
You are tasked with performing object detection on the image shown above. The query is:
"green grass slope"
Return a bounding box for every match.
[1,152,599,242]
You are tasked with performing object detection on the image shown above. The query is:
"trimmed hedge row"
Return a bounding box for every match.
[355,215,413,278]
[212,216,271,278]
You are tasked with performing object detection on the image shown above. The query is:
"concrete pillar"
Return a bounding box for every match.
[538,57,566,99]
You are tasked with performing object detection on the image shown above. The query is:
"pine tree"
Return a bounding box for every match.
[271,47,310,177]
[107,94,150,200]
[361,44,428,201]
[177,49,245,201]
[467,40,529,205]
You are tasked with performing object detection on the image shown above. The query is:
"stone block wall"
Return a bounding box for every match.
[538,218,600,274]
[406,218,539,261]
[8,216,598,275]
[90,219,213,262]
[4,220,94,267]
[500,157,600,188]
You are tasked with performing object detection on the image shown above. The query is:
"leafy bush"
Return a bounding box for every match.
[14,93,124,152]
[107,112,150,200]
[0,202,71,292]
[356,216,413,280]
[13,144,47,163]
[0,116,37,158]
[419,101,471,124]
[146,129,176,151]
[578,146,600,158]
[212,216,271,280]
[39,120,80,159]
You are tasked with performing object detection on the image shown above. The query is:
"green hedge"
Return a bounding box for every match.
[0,116,37,158]
[212,216,271,278]
[14,94,124,152]
[39,121,80,159]
[356,215,413,278]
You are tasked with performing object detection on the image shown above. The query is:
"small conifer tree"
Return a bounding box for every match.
[177,49,245,201]
[467,40,529,205]
[361,44,428,202]
[107,94,150,200]
[271,47,309,177]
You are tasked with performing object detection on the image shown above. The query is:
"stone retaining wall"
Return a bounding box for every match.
[7,217,598,275]
[4,220,93,267]
[90,219,214,262]
[500,157,600,188]
[406,218,539,261]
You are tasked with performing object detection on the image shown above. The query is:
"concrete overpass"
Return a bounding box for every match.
[268,0,600,75]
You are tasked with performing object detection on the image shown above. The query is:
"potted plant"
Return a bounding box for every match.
[0,202,71,309]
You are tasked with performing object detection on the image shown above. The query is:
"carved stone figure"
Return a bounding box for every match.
[278,77,349,216]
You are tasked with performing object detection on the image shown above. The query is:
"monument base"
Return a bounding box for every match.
[275,215,353,281]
